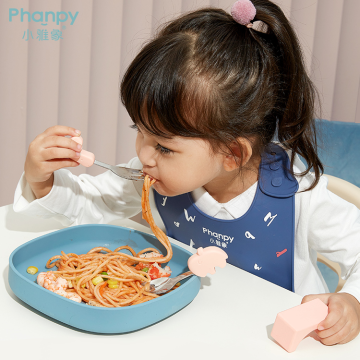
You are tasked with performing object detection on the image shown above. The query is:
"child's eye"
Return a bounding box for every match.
[130,124,139,132]
[156,144,173,155]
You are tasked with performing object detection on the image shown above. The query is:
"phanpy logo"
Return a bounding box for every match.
[202,227,234,243]
[9,8,79,25]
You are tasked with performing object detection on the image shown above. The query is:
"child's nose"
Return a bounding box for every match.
[138,145,156,167]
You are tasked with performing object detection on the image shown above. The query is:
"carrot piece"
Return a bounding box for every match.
[99,281,107,297]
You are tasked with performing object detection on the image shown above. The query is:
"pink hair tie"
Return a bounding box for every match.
[231,0,256,28]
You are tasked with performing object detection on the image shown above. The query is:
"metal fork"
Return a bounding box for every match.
[94,160,144,181]
[142,271,194,295]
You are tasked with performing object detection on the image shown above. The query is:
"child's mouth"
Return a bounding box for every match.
[143,172,158,182]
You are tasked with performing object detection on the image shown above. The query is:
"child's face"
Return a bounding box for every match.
[135,126,226,197]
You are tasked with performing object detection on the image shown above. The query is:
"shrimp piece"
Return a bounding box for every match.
[53,277,68,291]
[148,262,172,280]
[139,252,164,259]
[37,271,64,289]
[135,252,165,270]
[55,289,82,303]
[42,272,67,292]
[36,272,49,287]
[37,272,81,302]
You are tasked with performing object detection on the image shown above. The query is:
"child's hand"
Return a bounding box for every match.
[24,126,82,198]
[302,293,360,345]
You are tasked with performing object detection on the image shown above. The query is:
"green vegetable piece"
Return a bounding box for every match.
[142,267,149,273]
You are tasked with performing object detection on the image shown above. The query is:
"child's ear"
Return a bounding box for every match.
[223,138,253,172]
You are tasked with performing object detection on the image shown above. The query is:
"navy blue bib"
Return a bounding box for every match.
[154,143,299,291]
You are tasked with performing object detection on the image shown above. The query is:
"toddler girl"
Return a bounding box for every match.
[14,0,360,345]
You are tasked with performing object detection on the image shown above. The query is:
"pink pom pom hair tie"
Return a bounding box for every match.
[231,0,256,28]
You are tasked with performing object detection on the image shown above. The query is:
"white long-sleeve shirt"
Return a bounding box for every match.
[13,154,360,301]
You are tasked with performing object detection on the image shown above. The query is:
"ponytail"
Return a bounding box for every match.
[250,0,324,190]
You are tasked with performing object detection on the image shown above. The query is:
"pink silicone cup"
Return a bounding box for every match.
[188,246,228,277]
[71,136,95,167]
[271,298,328,352]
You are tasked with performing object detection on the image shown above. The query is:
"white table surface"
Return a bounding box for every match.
[1,204,359,359]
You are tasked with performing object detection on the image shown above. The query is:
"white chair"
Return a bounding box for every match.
[317,174,360,292]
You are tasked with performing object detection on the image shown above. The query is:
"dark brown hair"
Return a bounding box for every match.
[121,0,323,190]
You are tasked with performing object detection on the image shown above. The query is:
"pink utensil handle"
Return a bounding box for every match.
[71,136,83,146]
[71,136,95,167]
[271,298,328,352]
[187,246,228,277]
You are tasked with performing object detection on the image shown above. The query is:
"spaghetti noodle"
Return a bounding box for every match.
[39,175,174,307]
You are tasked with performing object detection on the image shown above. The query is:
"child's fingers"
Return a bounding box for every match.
[315,293,357,345]
[317,312,346,338]
[318,300,343,329]
[41,147,81,162]
[42,125,81,138]
[338,326,359,344]
[317,320,352,345]
[301,293,330,305]
[302,293,360,345]
[42,135,82,152]
[47,159,80,171]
